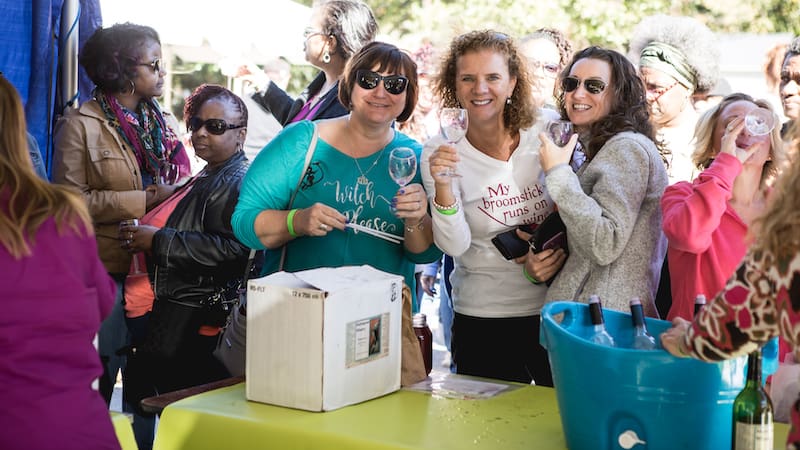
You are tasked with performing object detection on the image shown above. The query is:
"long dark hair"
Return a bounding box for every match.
[557,46,658,160]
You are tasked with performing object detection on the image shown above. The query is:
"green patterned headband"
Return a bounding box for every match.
[639,42,696,90]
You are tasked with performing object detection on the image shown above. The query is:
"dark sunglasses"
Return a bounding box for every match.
[355,70,408,95]
[187,117,245,135]
[138,58,162,73]
[562,77,607,94]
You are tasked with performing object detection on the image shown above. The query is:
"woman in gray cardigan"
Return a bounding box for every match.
[537,46,668,317]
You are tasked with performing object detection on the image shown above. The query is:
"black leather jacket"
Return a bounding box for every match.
[151,151,250,306]
[251,72,348,126]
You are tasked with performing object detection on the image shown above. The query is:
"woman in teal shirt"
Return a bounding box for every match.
[232,42,441,304]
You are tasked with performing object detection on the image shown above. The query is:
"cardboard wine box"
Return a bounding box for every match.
[245,265,403,411]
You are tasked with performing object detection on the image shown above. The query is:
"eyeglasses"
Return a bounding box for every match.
[303,28,326,39]
[529,60,560,77]
[355,70,409,95]
[646,80,679,103]
[562,76,607,94]
[187,117,245,135]
[138,58,162,73]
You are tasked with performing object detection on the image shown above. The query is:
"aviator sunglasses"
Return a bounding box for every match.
[187,117,245,135]
[356,70,409,95]
[562,76,607,94]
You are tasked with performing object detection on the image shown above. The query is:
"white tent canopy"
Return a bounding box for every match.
[99,0,311,65]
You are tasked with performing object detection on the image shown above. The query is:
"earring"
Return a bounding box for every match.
[126,80,136,96]
[506,97,512,105]
[322,51,331,64]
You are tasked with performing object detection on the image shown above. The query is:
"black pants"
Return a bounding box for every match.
[452,312,553,386]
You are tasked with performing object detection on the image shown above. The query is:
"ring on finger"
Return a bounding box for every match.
[319,224,328,231]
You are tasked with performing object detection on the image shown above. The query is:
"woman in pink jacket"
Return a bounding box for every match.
[662,93,785,321]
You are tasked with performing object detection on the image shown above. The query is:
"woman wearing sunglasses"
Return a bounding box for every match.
[118,84,250,431]
[628,15,720,184]
[420,30,564,386]
[243,0,377,128]
[539,46,668,317]
[233,42,440,308]
[52,22,190,431]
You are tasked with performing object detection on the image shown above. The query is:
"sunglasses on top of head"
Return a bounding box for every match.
[562,76,607,94]
[187,117,245,135]
[138,58,162,73]
[355,70,409,95]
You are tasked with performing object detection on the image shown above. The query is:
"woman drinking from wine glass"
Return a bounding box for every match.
[540,46,668,317]
[661,93,785,321]
[232,42,441,307]
[420,30,564,386]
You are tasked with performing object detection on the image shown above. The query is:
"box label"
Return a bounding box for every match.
[346,313,390,367]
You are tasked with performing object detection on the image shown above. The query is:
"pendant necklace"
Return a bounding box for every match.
[353,146,387,185]
[352,129,394,185]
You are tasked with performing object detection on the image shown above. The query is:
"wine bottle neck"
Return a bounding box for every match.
[589,302,605,326]
[746,351,762,386]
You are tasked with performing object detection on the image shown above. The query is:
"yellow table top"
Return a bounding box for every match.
[152,377,791,450]
[111,411,138,450]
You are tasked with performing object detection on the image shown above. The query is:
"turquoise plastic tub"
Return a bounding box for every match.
[540,301,777,450]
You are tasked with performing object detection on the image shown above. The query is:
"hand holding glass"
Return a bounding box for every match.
[119,219,143,273]
[546,120,573,146]
[744,108,776,136]
[438,108,468,177]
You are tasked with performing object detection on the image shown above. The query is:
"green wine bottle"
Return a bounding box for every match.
[731,350,773,450]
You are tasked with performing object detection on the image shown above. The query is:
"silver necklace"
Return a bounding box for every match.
[353,147,387,185]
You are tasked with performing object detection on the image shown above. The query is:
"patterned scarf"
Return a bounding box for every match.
[96,90,189,181]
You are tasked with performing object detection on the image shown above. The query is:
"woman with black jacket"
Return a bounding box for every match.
[244,0,377,126]
[121,85,250,414]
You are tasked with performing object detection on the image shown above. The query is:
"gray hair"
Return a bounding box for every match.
[784,36,800,63]
[627,15,719,93]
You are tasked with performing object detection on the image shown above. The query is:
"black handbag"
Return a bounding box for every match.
[212,123,319,377]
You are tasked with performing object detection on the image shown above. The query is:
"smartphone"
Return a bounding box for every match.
[491,229,530,260]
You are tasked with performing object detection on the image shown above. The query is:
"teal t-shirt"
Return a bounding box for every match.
[232,120,441,306]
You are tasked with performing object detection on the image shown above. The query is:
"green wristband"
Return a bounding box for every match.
[286,208,299,237]
[523,266,543,285]
[436,206,458,216]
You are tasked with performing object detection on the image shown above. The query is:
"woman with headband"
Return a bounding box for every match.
[629,14,720,184]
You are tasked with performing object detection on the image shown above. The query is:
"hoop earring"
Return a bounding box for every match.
[322,51,331,64]
[126,80,136,96]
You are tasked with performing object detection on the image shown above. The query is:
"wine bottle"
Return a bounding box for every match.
[412,313,433,375]
[732,350,774,450]
[588,295,615,347]
[629,297,657,350]
[694,294,707,317]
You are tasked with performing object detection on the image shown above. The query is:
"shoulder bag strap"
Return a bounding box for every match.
[278,122,318,270]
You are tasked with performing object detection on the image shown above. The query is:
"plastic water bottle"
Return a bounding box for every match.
[629,297,656,350]
[588,295,615,347]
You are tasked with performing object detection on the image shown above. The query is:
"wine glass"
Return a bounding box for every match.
[388,147,417,212]
[744,108,776,136]
[546,120,573,146]
[438,108,468,177]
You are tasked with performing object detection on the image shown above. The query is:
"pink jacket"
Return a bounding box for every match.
[661,152,749,320]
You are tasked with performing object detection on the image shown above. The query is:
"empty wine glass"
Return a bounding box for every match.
[744,108,776,136]
[388,147,417,212]
[438,107,468,177]
[546,120,573,146]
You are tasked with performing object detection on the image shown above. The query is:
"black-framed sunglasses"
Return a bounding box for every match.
[355,70,409,95]
[138,58,162,73]
[562,76,607,94]
[187,117,245,135]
